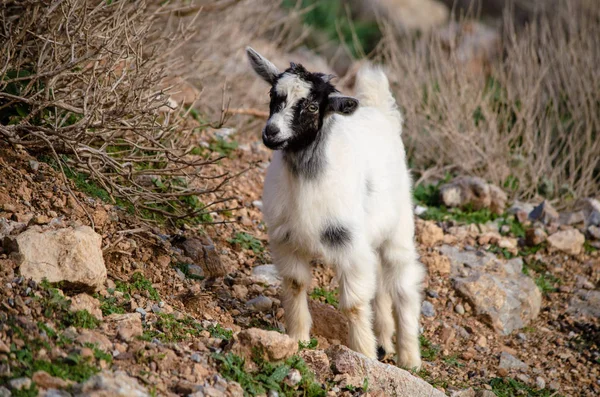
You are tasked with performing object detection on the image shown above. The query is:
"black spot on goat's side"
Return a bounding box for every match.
[321,223,351,248]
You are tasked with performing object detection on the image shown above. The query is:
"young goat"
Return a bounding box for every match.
[246,47,424,369]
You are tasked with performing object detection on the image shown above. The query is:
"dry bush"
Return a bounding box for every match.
[0,0,238,226]
[377,0,599,204]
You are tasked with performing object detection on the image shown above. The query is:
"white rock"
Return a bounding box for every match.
[13,226,106,291]
[251,265,281,286]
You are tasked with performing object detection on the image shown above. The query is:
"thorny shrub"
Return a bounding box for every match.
[0,0,238,226]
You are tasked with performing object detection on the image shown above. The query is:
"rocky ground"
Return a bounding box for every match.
[0,114,598,397]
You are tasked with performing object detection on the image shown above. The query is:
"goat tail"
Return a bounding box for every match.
[354,63,403,130]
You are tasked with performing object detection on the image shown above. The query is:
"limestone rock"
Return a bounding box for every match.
[76,329,113,352]
[251,265,281,286]
[299,349,331,383]
[230,328,297,363]
[568,290,600,319]
[508,201,535,223]
[327,344,446,396]
[498,351,528,370]
[70,293,103,321]
[172,235,225,278]
[559,211,585,226]
[12,226,106,291]
[441,245,541,334]
[528,201,559,225]
[453,271,541,335]
[575,198,600,227]
[73,370,149,397]
[245,295,273,312]
[439,177,507,215]
[309,300,348,345]
[547,229,585,255]
[417,221,444,247]
[107,313,143,342]
[32,370,72,389]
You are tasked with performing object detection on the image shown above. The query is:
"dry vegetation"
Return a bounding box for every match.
[0,0,240,226]
[376,1,599,204]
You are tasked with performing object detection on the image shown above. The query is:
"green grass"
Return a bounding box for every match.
[419,335,440,361]
[299,338,318,350]
[207,323,233,340]
[309,287,338,308]
[213,350,326,397]
[209,137,239,158]
[420,205,499,225]
[115,272,160,301]
[442,354,464,367]
[584,241,598,254]
[490,377,562,397]
[96,293,126,316]
[228,232,264,254]
[281,0,381,58]
[522,260,561,294]
[36,281,99,329]
[140,313,232,343]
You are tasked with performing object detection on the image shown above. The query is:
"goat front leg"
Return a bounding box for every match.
[273,245,312,342]
[337,243,378,359]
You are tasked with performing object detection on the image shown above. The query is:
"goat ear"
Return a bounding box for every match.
[246,47,280,85]
[328,95,359,115]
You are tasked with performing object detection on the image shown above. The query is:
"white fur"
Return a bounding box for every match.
[262,65,424,369]
[266,73,312,141]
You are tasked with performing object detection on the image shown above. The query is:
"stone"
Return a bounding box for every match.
[421,301,435,318]
[525,228,547,246]
[70,293,103,321]
[284,368,302,387]
[230,328,297,363]
[455,304,465,315]
[107,313,143,341]
[299,349,331,383]
[417,221,444,247]
[508,201,535,223]
[12,226,106,291]
[567,290,600,318]
[32,370,72,389]
[498,351,528,370]
[589,225,600,240]
[76,329,113,352]
[559,211,585,226]
[73,370,149,396]
[453,271,541,334]
[231,284,248,300]
[173,235,225,278]
[251,265,281,286]
[422,253,451,275]
[547,229,585,255]
[575,198,600,227]
[327,344,446,396]
[451,389,476,397]
[528,201,559,225]
[9,377,32,390]
[439,245,497,273]
[535,376,546,389]
[0,387,11,397]
[245,295,273,312]
[0,218,27,240]
[41,389,74,397]
[439,177,507,215]
[309,300,348,345]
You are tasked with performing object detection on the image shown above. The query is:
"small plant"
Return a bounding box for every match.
[66,310,100,329]
[490,377,561,397]
[213,350,326,397]
[139,313,214,343]
[309,287,339,308]
[228,232,264,254]
[115,272,160,301]
[97,294,126,316]
[299,338,318,350]
[442,354,464,367]
[419,335,440,361]
[209,137,239,158]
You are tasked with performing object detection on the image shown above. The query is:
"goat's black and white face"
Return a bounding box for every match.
[246,47,359,151]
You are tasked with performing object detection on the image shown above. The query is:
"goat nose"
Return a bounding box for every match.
[264,124,280,138]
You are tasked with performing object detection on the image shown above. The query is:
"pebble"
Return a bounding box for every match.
[426,289,439,298]
[0,387,10,397]
[187,265,205,279]
[9,377,32,390]
[535,376,546,389]
[455,304,465,315]
[268,391,279,397]
[421,301,436,318]
[246,295,273,312]
[151,304,161,313]
[191,353,202,363]
[517,333,527,341]
[285,369,302,387]
[135,308,147,317]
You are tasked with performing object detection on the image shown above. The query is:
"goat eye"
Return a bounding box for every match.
[308,103,318,113]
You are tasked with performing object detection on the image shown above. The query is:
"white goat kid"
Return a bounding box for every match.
[246,47,424,369]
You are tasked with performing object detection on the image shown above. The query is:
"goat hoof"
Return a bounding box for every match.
[377,346,387,361]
